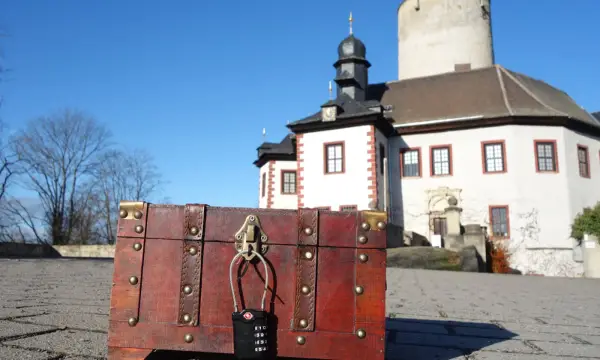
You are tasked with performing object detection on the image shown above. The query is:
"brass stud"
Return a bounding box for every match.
[359,253,369,263]
[129,276,139,285]
[377,221,386,230]
[361,222,370,231]
[188,246,198,256]
[119,209,128,218]
[184,334,194,343]
[296,336,306,345]
[133,242,142,251]
[182,314,192,323]
[301,285,311,295]
[358,235,368,244]
[134,210,143,219]
[134,225,144,234]
[356,329,366,339]
[128,317,138,326]
[304,251,313,260]
[299,319,308,328]
[190,226,199,236]
[355,285,364,295]
[303,227,313,236]
[183,285,193,295]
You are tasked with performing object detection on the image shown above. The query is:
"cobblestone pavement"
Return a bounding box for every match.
[1,259,599,359]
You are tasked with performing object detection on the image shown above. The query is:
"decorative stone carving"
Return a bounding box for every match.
[448,196,458,206]
[425,187,462,213]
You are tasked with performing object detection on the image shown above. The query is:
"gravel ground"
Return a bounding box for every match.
[0,258,599,359]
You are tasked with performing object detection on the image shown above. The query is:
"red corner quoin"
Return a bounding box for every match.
[366,126,378,206]
[266,160,275,208]
[296,134,305,208]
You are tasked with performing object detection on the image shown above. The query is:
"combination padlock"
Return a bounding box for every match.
[229,250,272,359]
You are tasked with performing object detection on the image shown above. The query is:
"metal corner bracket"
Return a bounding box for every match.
[119,201,145,220]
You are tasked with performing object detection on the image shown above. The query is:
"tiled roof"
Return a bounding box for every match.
[289,65,599,128]
[289,93,382,126]
[256,133,295,158]
[376,65,600,127]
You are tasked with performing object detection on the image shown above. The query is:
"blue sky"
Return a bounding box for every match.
[1,0,598,207]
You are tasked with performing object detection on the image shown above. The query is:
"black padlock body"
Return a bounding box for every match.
[232,309,270,359]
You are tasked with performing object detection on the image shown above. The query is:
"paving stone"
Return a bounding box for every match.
[0,320,57,340]
[4,329,107,358]
[17,313,108,332]
[1,260,600,359]
[386,319,449,335]
[530,341,600,358]
[0,345,53,360]
[577,334,600,345]
[452,326,577,343]
[386,343,466,360]
[471,351,567,359]
[0,308,49,320]
[499,322,600,336]
[22,305,108,316]
[1,300,53,307]
[395,332,536,353]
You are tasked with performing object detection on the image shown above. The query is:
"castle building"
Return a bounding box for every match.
[253,0,600,277]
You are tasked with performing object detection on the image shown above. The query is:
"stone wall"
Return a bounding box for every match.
[0,243,116,258]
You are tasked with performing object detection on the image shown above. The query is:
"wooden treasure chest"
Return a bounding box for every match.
[107,201,387,359]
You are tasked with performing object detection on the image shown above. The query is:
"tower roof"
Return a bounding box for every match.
[337,34,367,60]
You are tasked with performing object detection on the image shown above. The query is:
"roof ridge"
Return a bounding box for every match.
[494,65,514,116]
[498,66,569,118]
[385,66,495,85]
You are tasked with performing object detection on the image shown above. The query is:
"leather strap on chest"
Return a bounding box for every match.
[178,204,206,326]
[292,209,319,331]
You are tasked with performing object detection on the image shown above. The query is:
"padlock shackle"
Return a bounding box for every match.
[229,249,269,313]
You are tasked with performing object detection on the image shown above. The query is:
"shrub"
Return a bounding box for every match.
[571,202,600,243]
[488,240,511,274]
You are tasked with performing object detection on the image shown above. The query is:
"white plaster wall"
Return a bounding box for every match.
[302,126,372,210]
[270,160,298,209]
[388,124,600,276]
[258,163,269,208]
[375,129,389,211]
[398,0,494,80]
[563,130,600,232]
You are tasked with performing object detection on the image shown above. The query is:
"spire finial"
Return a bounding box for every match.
[349,12,353,34]
[328,81,333,99]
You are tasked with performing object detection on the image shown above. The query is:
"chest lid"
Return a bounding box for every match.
[117,203,388,249]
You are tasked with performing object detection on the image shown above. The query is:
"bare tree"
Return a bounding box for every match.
[0,121,17,204]
[10,109,111,244]
[93,148,162,244]
[0,123,21,241]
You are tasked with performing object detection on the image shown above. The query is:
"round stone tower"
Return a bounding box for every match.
[397,0,494,80]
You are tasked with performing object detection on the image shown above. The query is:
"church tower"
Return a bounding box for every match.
[333,13,371,101]
[397,0,494,80]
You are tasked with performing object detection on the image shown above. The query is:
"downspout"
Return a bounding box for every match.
[384,140,392,223]
[383,157,388,213]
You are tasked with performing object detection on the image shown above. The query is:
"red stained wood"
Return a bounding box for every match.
[138,238,182,323]
[108,322,385,359]
[108,204,387,359]
[107,347,153,360]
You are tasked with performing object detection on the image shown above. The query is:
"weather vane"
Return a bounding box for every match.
[349,12,353,35]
